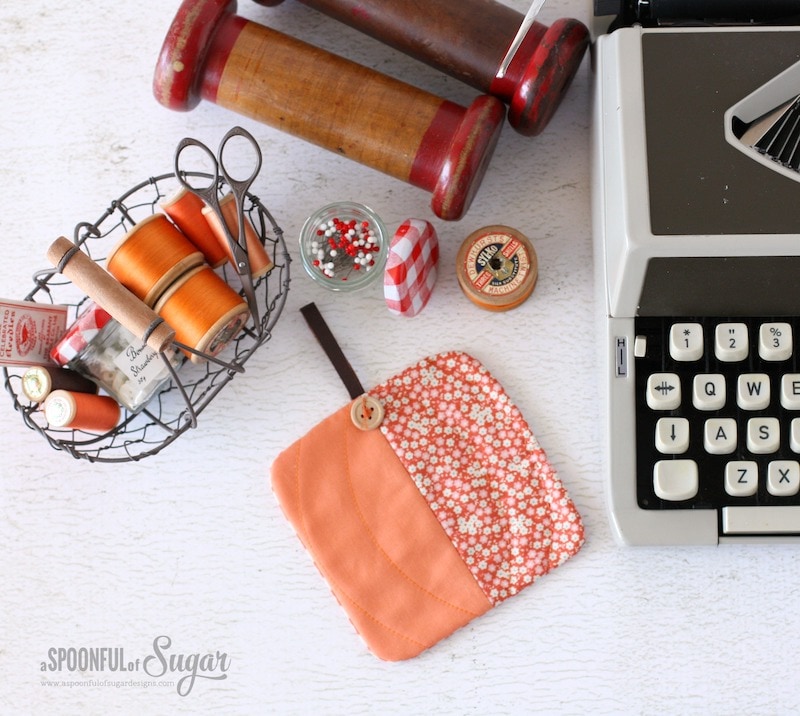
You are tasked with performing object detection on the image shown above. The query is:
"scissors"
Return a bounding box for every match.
[174,125,264,334]
[496,0,547,79]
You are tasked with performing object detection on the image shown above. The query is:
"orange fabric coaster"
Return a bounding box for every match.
[271,351,584,660]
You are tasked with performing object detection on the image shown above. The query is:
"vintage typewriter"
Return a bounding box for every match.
[593,0,800,543]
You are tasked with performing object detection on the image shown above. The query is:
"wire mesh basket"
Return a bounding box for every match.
[3,171,290,462]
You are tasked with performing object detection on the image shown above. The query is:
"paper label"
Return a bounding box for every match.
[111,341,166,389]
[465,233,531,297]
[0,299,69,366]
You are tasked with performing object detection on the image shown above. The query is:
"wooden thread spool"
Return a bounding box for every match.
[46,237,176,354]
[21,366,98,403]
[43,390,121,433]
[201,194,274,277]
[455,225,538,311]
[154,265,250,363]
[106,214,204,307]
[153,0,505,221]
[160,188,230,268]
[253,0,589,136]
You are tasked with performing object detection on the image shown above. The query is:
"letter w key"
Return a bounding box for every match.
[737,373,771,410]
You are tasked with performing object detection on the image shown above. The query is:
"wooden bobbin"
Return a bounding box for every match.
[202,194,274,277]
[154,265,250,363]
[43,390,121,433]
[455,225,538,311]
[21,366,98,403]
[106,214,205,307]
[161,188,230,268]
[153,0,505,221]
[46,237,176,354]
[253,0,589,136]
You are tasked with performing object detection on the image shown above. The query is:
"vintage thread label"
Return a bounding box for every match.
[0,299,68,366]
[465,233,531,296]
[456,226,537,311]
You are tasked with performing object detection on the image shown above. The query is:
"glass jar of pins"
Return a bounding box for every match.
[299,202,388,292]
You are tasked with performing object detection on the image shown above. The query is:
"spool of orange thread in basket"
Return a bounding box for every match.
[202,194,274,277]
[106,214,205,306]
[43,390,121,433]
[154,265,250,363]
[160,188,229,268]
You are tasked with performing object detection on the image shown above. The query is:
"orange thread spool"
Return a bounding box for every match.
[154,265,250,363]
[160,188,229,268]
[202,194,274,277]
[43,390,121,432]
[107,214,205,306]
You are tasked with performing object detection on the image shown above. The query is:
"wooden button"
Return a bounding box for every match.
[350,395,384,431]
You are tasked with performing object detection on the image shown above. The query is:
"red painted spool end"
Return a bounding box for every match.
[431,95,505,222]
[506,18,589,137]
[153,0,237,111]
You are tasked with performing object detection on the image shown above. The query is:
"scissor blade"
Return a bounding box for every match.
[497,0,547,79]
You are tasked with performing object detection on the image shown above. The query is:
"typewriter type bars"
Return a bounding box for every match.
[739,95,800,173]
[726,58,800,183]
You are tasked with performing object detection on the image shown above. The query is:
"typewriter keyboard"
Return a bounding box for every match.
[635,316,800,534]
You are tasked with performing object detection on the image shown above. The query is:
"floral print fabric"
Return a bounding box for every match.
[371,351,584,605]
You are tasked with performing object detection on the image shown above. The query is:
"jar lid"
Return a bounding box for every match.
[50,302,113,366]
[384,218,439,317]
[455,225,538,311]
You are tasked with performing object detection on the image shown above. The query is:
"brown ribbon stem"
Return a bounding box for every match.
[300,302,365,400]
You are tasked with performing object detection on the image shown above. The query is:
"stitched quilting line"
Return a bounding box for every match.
[341,417,484,619]
[292,436,432,653]
[338,590,429,652]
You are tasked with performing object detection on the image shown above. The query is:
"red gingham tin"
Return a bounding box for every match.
[50,302,113,366]
[384,219,439,317]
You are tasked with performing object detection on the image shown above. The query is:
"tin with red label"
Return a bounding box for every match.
[456,225,538,311]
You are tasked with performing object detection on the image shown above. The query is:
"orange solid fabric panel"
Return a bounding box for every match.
[271,403,492,661]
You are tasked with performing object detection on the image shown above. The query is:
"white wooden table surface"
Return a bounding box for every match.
[2,1,799,714]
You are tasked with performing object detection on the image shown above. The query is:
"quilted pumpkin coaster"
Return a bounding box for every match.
[271,310,584,660]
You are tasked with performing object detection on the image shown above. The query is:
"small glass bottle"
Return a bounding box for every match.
[299,202,388,291]
[50,302,181,413]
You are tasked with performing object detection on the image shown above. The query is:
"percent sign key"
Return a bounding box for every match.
[760,322,793,361]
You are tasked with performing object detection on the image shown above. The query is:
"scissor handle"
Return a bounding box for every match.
[173,136,221,206]
[217,125,262,198]
[170,127,265,335]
